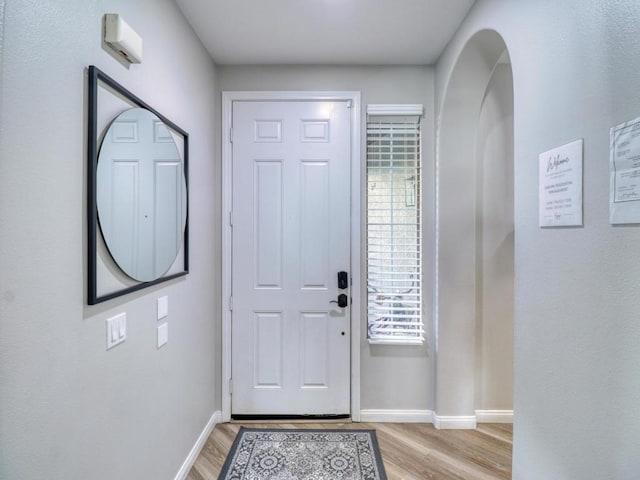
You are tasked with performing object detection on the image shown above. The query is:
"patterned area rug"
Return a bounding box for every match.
[218,428,388,480]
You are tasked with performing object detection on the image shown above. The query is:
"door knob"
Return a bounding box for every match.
[330,293,348,308]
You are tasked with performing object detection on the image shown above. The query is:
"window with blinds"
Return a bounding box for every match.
[366,105,424,344]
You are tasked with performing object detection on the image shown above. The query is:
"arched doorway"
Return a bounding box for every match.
[435,30,514,428]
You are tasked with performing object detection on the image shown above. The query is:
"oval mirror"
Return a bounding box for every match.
[97,107,187,282]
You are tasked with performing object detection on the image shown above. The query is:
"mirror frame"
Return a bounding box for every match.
[87,65,189,305]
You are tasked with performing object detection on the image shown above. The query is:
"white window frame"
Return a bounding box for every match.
[366,104,424,345]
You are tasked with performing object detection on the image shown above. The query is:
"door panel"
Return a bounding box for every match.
[253,312,283,388]
[300,312,330,388]
[253,160,283,288]
[231,100,351,415]
[300,161,330,288]
[110,161,139,274]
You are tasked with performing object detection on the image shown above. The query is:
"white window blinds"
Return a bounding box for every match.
[366,106,424,344]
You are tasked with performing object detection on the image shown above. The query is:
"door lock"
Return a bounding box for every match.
[330,293,349,308]
[337,271,348,289]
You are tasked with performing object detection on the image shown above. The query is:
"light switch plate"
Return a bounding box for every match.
[106,313,126,350]
[157,296,168,320]
[157,323,168,348]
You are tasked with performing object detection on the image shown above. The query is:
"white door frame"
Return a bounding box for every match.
[221,91,362,422]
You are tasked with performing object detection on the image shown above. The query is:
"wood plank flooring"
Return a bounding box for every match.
[187,422,512,480]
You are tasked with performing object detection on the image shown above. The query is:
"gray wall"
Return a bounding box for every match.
[436,0,640,477]
[0,1,219,479]
[435,30,509,418]
[217,65,435,411]
[475,63,514,410]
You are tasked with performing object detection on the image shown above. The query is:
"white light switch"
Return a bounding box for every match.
[157,323,168,348]
[106,313,127,350]
[157,296,168,320]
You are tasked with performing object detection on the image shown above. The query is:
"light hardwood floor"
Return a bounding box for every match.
[187,422,512,480]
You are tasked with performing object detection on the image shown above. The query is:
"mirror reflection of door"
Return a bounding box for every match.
[97,108,187,282]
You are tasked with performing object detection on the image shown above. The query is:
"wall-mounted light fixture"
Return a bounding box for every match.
[104,14,142,64]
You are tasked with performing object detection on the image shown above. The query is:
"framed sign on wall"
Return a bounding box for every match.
[538,139,583,227]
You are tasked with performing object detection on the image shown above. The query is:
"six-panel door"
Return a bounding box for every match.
[231,100,351,415]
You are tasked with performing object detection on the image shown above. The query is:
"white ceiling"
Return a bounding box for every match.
[175,0,476,65]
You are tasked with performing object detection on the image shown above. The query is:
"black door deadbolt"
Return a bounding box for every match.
[338,271,348,289]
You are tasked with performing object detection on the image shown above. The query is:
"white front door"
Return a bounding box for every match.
[231,100,351,416]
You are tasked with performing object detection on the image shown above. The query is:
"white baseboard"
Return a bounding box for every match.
[475,409,513,423]
[359,409,511,429]
[433,414,477,430]
[175,410,222,480]
[359,409,433,423]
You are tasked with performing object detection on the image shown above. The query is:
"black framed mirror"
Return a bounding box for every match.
[87,66,189,305]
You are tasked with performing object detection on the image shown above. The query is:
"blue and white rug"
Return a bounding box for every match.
[218,428,387,480]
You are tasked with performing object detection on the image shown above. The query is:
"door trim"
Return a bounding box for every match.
[221,91,361,422]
